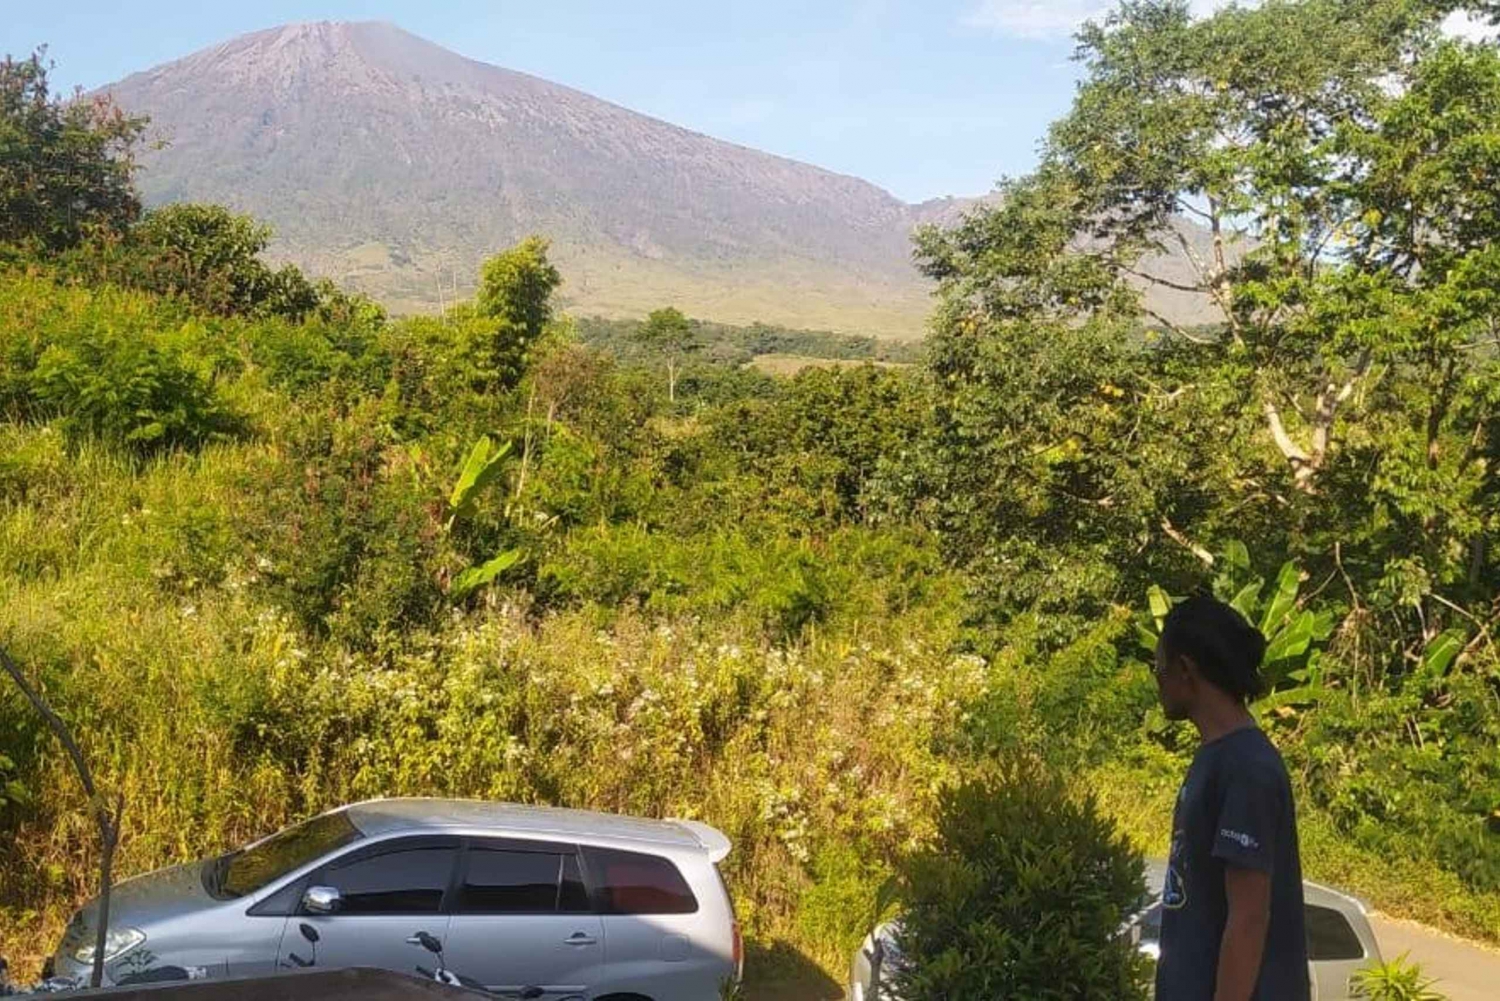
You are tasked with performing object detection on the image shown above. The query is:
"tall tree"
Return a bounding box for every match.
[476,236,563,391]
[635,307,699,402]
[0,50,147,251]
[914,0,1500,635]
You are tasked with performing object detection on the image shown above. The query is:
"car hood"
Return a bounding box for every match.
[63,861,216,948]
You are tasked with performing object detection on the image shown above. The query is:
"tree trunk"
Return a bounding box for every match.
[668,359,677,404]
[0,644,120,988]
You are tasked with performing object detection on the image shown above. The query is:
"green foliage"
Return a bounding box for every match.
[637,307,695,352]
[0,51,146,251]
[1351,954,1450,1001]
[1137,547,1336,695]
[129,204,321,319]
[0,276,237,453]
[451,549,523,601]
[636,306,699,400]
[447,436,514,525]
[576,315,922,369]
[891,760,1150,1001]
[475,236,562,391]
[5,25,1500,992]
[913,0,1500,633]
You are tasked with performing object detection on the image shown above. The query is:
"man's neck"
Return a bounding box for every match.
[1191,699,1256,745]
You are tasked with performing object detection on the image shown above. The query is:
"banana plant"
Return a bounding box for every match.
[447,435,513,528]
[1138,541,1334,705]
[451,549,523,601]
[445,435,523,600]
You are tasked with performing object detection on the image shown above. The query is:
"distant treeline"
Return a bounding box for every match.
[574,315,924,367]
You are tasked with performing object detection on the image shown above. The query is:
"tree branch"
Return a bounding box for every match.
[1309,348,1372,466]
[1175,198,1215,224]
[1174,224,1243,344]
[1144,308,1217,345]
[1161,518,1216,567]
[1122,265,1207,295]
[1263,397,1310,464]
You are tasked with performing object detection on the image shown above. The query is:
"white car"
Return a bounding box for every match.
[849,861,1381,1000]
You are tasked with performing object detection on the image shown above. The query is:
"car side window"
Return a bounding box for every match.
[1137,904,1162,946]
[1305,904,1365,962]
[459,848,568,914]
[582,846,698,915]
[316,844,457,915]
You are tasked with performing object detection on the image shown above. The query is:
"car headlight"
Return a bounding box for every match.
[73,927,146,963]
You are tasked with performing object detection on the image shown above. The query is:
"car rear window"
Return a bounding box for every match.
[583,847,698,915]
[1305,904,1365,962]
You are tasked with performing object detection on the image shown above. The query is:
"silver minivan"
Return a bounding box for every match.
[53,799,742,999]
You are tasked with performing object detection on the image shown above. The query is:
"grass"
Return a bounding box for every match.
[287,239,933,341]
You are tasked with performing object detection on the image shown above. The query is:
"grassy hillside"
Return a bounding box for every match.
[0,268,962,993]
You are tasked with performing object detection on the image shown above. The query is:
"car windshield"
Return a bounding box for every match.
[208,811,364,899]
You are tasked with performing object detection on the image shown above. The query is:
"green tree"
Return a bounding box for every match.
[636,307,699,402]
[914,0,1500,637]
[0,49,147,251]
[132,204,322,318]
[475,235,563,391]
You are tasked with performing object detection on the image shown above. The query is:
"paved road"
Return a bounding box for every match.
[1371,914,1500,1001]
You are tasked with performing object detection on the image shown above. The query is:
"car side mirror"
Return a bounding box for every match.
[302,885,342,915]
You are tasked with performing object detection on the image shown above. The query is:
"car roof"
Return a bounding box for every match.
[1143,860,1368,914]
[343,797,709,851]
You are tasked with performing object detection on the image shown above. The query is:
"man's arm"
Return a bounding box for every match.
[1214,865,1272,1001]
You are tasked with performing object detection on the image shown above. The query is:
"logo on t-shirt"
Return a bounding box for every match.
[1164,830,1188,910]
[1219,828,1260,851]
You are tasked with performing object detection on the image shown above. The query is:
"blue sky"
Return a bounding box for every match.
[5,2,1491,202]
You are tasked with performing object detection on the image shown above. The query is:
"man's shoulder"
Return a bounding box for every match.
[1215,727,1292,782]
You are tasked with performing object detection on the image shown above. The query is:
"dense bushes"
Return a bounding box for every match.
[892,761,1150,1001]
[0,253,978,989]
[0,276,237,452]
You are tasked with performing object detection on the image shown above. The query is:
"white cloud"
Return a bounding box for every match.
[962,1,1247,40]
[968,2,1497,43]
[1443,11,1499,43]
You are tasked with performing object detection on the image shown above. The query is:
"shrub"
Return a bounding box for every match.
[31,323,234,453]
[891,759,1150,1001]
[1351,954,1449,1001]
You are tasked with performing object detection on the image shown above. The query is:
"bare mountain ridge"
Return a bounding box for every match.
[99,22,1219,338]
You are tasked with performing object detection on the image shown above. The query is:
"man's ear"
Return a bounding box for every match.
[1171,652,1200,683]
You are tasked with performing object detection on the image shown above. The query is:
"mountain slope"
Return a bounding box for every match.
[100,22,1221,338]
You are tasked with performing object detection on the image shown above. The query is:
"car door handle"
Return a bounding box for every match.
[564,933,598,946]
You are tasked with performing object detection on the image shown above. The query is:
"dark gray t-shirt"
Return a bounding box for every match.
[1155,726,1309,1001]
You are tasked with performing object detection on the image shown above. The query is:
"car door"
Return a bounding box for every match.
[440,839,605,998]
[583,846,708,999]
[1305,903,1372,1000]
[279,836,459,978]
